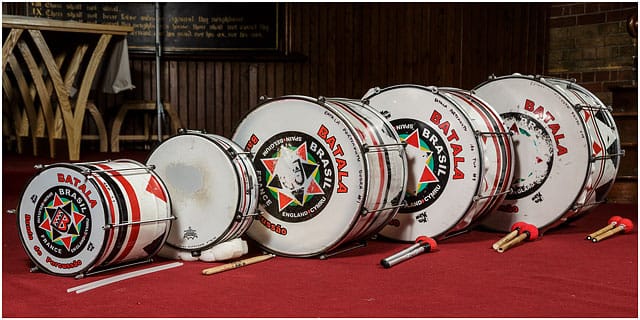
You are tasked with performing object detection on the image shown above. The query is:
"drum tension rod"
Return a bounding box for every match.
[236,211,260,221]
[363,142,407,153]
[74,258,154,280]
[34,160,113,170]
[82,165,157,176]
[361,200,407,215]
[319,241,367,260]
[474,131,514,137]
[102,216,176,230]
[473,188,513,201]
[573,104,613,112]
[572,200,607,211]
[591,150,625,162]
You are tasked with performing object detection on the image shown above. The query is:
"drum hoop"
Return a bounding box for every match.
[366,85,484,234]
[16,163,110,276]
[148,133,247,251]
[475,74,594,231]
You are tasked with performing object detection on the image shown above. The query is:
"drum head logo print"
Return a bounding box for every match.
[393,119,450,212]
[256,132,333,222]
[35,187,91,258]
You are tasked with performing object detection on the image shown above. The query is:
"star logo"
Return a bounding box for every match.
[261,143,325,211]
[38,194,86,251]
[402,129,439,195]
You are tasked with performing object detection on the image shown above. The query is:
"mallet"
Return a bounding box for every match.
[380,235,430,267]
[592,218,634,243]
[586,215,622,240]
[381,236,438,268]
[492,221,528,250]
[497,223,539,253]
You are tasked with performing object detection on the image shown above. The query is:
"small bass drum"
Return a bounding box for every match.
[233,96,408,257]
[16,160,172,277]
[364,85,514,240]
[146,131,258,258]
[474,74,621,232]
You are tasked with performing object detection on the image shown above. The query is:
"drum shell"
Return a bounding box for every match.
[364,85,514,240]
[474,74,621,232]
[232,95,407,257]
[16,160,171,277]
[146,132,259,254]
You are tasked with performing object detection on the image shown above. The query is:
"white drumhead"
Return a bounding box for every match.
[474,75,591,232]
[233,96,366,257]
[147,134,241,250]
[364,85,483,240]
[17,165,108,276]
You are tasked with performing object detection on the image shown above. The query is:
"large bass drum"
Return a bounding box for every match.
[474,74,621,232]
[364,85,514,240]
[233,96,408,257]
[146,131,258,259]
[16,160,172,277]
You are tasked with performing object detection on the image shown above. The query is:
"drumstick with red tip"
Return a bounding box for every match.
[497,224,539,253]
[381,236,437,268]
[492,221,528,250]
[586,216,623,241]
[591,218,634,243]
[380,235,430,267]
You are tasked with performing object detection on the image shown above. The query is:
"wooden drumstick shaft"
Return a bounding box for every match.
[592,225,625,243]
[202,254,275,275]
[497,233,528,253]
[492,230,519,250]
[586,222,617,240]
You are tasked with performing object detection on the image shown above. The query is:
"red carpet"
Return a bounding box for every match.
[2,151,638,318]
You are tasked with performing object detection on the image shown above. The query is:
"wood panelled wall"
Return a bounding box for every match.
[5,3,549,142]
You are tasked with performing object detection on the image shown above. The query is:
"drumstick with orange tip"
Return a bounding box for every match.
[202,254,276,275]
[492,221,528,250]
[497,223,539,253]
[591,218,634,243]
[586,215,622,241]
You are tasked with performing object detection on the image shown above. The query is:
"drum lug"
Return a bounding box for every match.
[473,188,513,201]
[259,95,271,102]
[317,96,326,103]
[488,74,496,80]
[29,265,40,273]
[362,142,407,153]
[474,130,513,137]
[572,200,606,211]
[574,104,612,112]
[102,216,176,230]
[590,150,625,162]
[6,208,16,214]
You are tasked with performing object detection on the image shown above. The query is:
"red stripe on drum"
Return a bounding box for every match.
[145,175,168,203]
[96,164,141,263]
[91,174,118,266]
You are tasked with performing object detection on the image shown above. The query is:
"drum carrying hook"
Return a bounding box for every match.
[102,216,176,230]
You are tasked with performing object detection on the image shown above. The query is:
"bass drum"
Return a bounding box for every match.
[16,160,172,277]
[363,85,514,240]
[146,131,258,258]
[233,96,408,257]
[474,74,621,232]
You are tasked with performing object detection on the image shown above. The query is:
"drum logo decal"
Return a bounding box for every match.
[503,112,553,199]
[255,132,334,222]
[392,119,451,213]
[34,187,91,258]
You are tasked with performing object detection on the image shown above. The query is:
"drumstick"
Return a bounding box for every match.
[592,218,634,243]
[492,221,528,250]
[380,236,430,266]
[497,224,539,253]
[586,216,622,240]
[202,254,276,275]
[381,237,438,269]
[68,262,183,294]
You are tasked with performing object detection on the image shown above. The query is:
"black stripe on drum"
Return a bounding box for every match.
[85,165,130,266]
